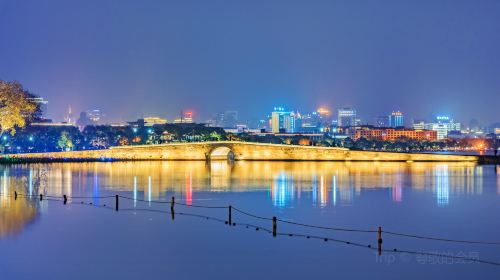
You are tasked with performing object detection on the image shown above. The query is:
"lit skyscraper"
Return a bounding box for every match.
[389,111,404,127]
[337,108,356,127]
[271,107,295,133]
[429,116,461,140]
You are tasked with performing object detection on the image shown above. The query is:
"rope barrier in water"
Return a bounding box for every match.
[382,230,500,246]
[276,218,377,233]
[231,206,274,221]
[2,191,500,248]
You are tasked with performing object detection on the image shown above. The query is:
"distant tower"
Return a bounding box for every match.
[66,106,73,124]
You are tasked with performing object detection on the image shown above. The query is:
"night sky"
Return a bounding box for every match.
[1,0,499,124]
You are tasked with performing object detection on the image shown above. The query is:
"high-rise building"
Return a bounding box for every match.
[76,111,91,128]
[389,111,404,128]
[337,108,356,127]
[271,107,295,133]
[412,120,425,130]
[213,111,238,128]
[316,107,331,119]
[412,116,461,140]
[375,116,389,127]
[87,109,102,124]
[298,111,321,132]
[174,111,194,123]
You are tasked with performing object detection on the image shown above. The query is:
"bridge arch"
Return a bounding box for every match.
[208,146,235,161]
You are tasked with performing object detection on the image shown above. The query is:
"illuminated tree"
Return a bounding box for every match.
[209,131,222,141]
[57,131,74,151]
[0,80,39,135]
[118,136,129,146]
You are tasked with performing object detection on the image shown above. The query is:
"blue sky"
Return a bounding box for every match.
[1,0,499,124]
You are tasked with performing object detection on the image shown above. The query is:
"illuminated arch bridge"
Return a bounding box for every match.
[5,141,478,162]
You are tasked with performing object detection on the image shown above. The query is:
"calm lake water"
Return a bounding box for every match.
[0,161,499,279]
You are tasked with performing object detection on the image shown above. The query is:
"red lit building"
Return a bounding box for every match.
[354,127,437,141]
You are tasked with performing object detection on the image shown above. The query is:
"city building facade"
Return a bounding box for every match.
[354,127,437,141]
[389,111,404,127]
[271,107,295,133]
[337,108,357,127]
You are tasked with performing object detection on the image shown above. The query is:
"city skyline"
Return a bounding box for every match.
[32,98,497,130]
[1,1,500,123]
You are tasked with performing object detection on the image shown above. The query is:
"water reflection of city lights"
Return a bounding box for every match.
[271,172,294,208]
[332,175,337,207]
[29,169,33,196]
[2,171,6,195]
[93,172,99,206]
[185,172,192,206]
[497,166,500,194]
[133,176,137,207]
[0,161,486,209]
[311,175,317,207]
[319,176,327,207]
[148,176,152,206]
[392,173,402,203]
[435,165,449,207]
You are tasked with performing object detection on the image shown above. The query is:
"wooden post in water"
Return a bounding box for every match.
[170,196,175,220]
[115,195,119,211]
[14,191,17,200]
[272,217,277,237]
[377,226,383,256]
[40,194,43,201]
[228,206,232,226]
[63,195,67,205]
